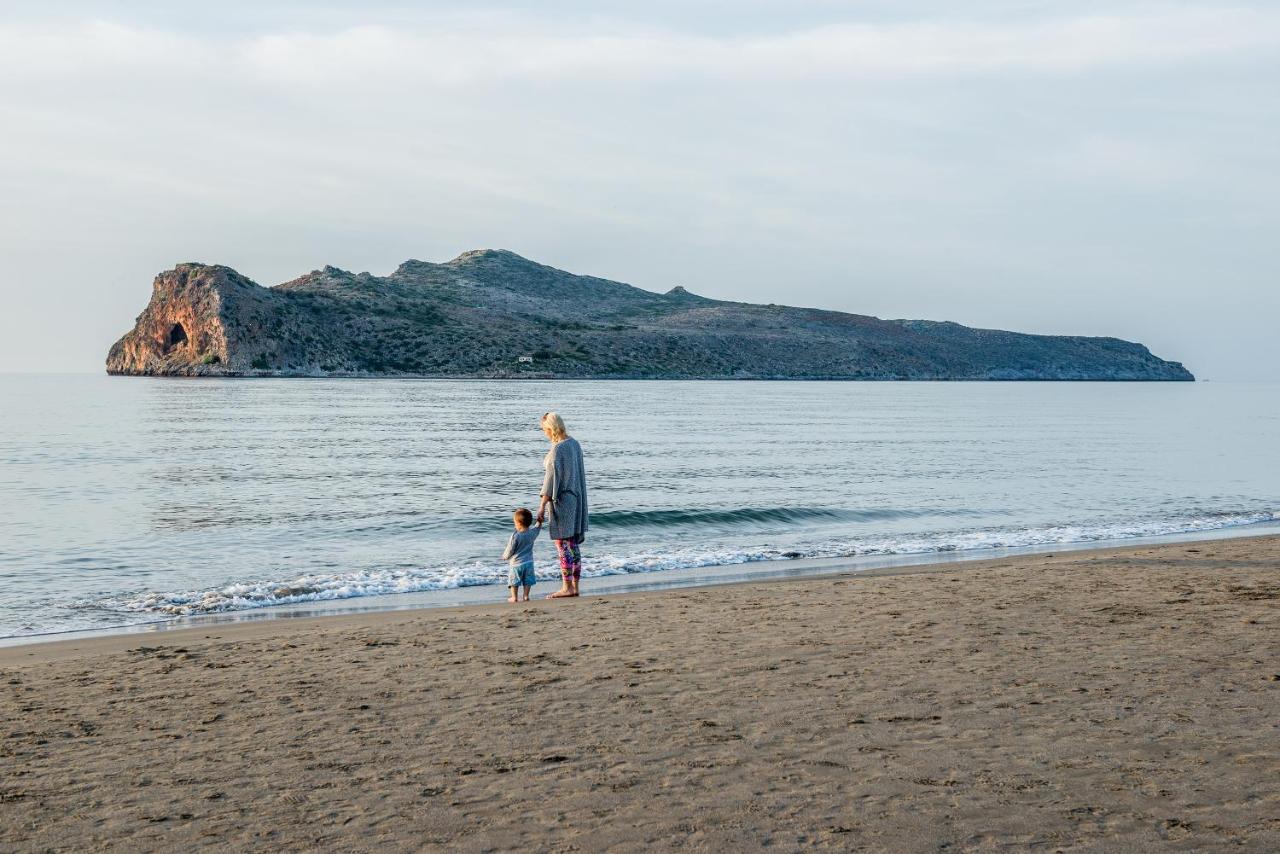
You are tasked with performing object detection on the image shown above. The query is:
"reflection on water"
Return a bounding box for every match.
[0,375,1277,635]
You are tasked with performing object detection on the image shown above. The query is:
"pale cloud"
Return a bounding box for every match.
[1038,135,1198,189]
[3,7,1280,89]
[0,2,1276,379]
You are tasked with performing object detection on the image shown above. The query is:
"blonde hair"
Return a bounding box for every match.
[541,412,569,441]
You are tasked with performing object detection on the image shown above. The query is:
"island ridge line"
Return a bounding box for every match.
[106,249,1194,380]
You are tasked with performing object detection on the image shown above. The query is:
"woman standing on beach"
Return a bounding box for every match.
[537,412,588,598]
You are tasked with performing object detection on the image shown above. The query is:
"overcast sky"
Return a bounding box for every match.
[2,1,1276,378]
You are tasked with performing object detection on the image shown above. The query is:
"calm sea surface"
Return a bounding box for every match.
[1,376,1277,637]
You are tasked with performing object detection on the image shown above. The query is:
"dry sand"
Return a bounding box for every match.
[1,536,1278,852]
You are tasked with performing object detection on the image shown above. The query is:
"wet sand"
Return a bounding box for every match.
[2,536,1278,851]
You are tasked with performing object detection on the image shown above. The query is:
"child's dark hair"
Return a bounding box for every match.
[513,508,533,527]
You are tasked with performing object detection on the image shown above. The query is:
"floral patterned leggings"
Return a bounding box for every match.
[555,536,582,583]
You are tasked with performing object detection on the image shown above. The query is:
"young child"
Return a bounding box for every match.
[502,508,541,602]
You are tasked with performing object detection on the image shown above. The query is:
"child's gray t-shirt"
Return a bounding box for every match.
[502,526,541,566]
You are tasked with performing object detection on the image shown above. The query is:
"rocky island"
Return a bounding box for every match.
[106,249,1193,380]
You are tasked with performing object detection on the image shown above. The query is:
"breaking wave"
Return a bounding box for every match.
[106,507,1279,618]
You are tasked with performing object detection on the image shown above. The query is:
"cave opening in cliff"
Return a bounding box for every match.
[167,323,188,350]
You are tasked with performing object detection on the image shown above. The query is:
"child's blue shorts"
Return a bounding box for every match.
[508,562,536,588]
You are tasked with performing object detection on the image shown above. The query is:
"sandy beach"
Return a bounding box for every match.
[2,535,1277,852]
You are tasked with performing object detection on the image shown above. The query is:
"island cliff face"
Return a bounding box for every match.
[106,250,1194,380]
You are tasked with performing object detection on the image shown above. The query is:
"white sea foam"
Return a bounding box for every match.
[109,509,1279,618]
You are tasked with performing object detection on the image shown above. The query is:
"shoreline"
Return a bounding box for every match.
[102,372,1196,381]
[7,521,1280,651]
[2,534,1275,850]
[4,527,1278,664]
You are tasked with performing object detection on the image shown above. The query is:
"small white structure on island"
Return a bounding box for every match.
[517,355,534,364]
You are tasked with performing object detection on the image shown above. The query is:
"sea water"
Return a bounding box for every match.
[1,375,1277,637]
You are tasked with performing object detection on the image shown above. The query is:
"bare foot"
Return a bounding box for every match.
[507,593,517,603]
[547,589,574,599]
